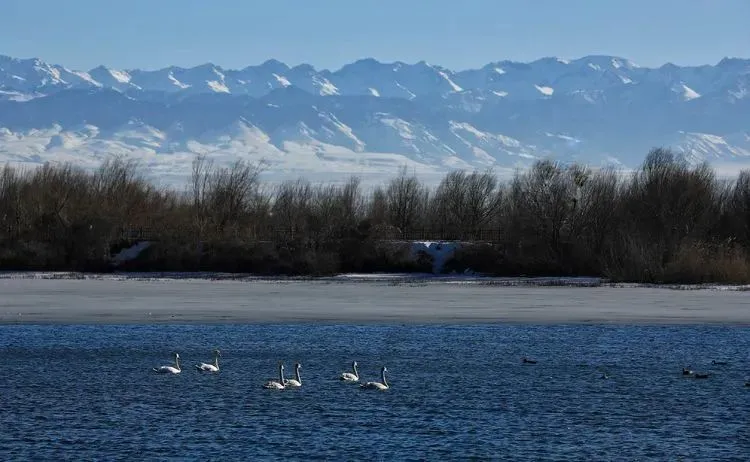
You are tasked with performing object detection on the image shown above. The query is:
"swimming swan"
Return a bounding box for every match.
[682,366,694,376]
[263,363,286,389]
[340,361,359,382]
[153,353,181,374]
[284,362,302,387]
[195,349,221,372]
[360,366,389,390]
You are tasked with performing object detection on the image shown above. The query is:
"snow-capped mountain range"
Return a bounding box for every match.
[1,53,749,184]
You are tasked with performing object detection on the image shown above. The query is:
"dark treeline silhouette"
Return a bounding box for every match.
[1,148,749,283]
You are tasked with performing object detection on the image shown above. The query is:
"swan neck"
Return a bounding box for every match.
[353,363,359,378]
[381,369,388,387]
[214,353,219,368]
[295,366,301,383]
[279,365,285,383]
[175,356,181,370]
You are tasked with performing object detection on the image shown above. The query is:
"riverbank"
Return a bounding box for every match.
[1,274,749,325]
[4,270,750,289]
[3,152,750,286]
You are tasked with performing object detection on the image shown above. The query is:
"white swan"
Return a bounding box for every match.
[263,363,286,389]
[360,366,389,390]
[195,349,221,372]
[284,362,302,387]
[153,353,181,374]
[340,361,359,382]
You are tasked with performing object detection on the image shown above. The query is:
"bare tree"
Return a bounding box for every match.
[1,146,747,283]
[431,169,501,239]
[272,178,314,241]
[208,160,264,234]
[0,165,23,239]
[726,170,750,245]
[385,166,428,236]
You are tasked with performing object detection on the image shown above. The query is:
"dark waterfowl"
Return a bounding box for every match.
[521,357,537,364]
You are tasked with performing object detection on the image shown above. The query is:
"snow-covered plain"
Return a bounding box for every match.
[1,273,749,325]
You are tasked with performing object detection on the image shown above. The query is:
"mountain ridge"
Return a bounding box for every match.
[4,53,749,100]
[1,53,749,184]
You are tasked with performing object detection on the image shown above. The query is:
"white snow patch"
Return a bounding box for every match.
[619,75,633,84]
[588,63,602,71]
[676,132,750,161]
[395,82,416,99]
[450,121,487,139]
[320,113,365,151]
[534,85,554,96]
[212,68,226,80]
[368,87,380,97]
[69,70,102,87]
[492,90,509,97]
[379,115,416,140]
[207,80,230,93]
[494,67,506,75]
[168,73,191,89]
[410,241,459,274]
[729,85,749,100]
[43,66,64,84]
[449,121,523,150]
[0,90,38,102]
[680,84,701,101]
[545,132,582,144]
[470,146,496,163]
[108,68,132,84]
[312,76,339,95]
[273,73,291,87]
[438,71,463,92]
[693,133,727,145]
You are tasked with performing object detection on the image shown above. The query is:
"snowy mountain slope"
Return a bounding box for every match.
[1,53,749,182]
[3,54,749,101]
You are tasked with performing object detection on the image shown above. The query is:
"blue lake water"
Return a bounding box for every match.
[0,323,748,460]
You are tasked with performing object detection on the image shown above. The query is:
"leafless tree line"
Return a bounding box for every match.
[1,149,749,281]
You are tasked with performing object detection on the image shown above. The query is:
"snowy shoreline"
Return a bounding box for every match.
[1,270,749,291]
[3,273,750,325]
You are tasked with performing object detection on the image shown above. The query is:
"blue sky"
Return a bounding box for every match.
[1,0,748,71]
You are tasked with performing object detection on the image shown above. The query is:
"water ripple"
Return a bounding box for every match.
[0,324,748,460]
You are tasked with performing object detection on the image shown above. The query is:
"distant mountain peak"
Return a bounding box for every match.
[259,59,289,72]
[0,53,749,181]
